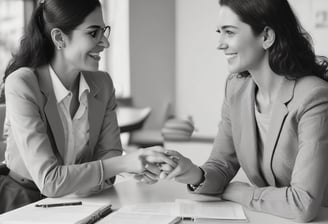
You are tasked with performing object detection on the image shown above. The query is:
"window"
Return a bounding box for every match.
[0,0,130,100]
[101,0,131,98]
[0,0,27,82]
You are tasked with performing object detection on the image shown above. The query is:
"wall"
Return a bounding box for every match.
[129,0,176,129]
[175,0,228,137]
[129,0,328,136]
[174,0,328,137]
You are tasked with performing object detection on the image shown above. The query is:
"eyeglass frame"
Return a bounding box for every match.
[74,25,111,42]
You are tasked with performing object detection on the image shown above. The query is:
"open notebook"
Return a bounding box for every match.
[0,199,112,224]
[99,200,247,224]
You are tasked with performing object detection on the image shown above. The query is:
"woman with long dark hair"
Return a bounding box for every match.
[162,0,328,222]
[0,0,174,213]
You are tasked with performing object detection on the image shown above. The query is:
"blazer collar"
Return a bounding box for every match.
[240,77,296,186]
[36,66,101,160]
[238,79,267,186]
[262,78,295,185]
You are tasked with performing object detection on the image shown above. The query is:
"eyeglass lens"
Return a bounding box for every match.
[98,26,110,40]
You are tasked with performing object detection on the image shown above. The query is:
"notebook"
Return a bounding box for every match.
[176,199,248,222]
[0,199,112,224]
[98,202,180,224]
[99,200,247,224]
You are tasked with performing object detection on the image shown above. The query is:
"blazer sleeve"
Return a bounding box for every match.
[4,69,120,197]
[194,75,241,194]
[76,73,123,196]
[224,86,328,222]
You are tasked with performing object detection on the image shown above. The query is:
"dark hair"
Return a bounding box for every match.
[3,0,101,81]
[219,0,328,80]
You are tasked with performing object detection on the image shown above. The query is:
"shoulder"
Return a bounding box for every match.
[293,76,328,102]
[83,70,114,89]
[290,76,328,114]
[5,67,40,96]
[224,73,252,98]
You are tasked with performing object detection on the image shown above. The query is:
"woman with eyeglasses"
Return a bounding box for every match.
[160,0,328,222]
[0,0,175,213]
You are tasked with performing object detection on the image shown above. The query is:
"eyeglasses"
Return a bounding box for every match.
[75,25,111,42]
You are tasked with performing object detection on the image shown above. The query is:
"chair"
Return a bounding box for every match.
[128,102,172,148]
[116,106,151,133]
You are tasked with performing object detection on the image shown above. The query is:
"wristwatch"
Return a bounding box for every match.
[188,167,205,191]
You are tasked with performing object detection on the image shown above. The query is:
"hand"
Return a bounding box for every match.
[134,170,158,184]
[162,150,203,185]
[133,163,163,184]
[125,146,177,177]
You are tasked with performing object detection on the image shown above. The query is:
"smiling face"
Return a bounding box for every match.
[216,6,266,74]
[62,6,109,72]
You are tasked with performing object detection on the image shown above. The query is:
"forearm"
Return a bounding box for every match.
[222,183,320,222]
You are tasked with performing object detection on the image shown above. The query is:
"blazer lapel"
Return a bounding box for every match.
[36,66,66,160]
[236,79,267,187]
[263,78,295,186]
[82,72,103,151]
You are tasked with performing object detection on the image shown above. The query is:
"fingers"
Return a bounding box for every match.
[165,165,182,180]
[144,153,177,167]
[159,163,176,173]
[134,172,158,184]
[164,149,181,157]
[144,163,161,176]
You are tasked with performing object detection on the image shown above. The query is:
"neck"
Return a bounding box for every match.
[249,56,284,102]
[50,54,80,91]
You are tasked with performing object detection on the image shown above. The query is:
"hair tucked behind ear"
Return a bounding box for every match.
[219,0,328,81]
[3,0,101,82]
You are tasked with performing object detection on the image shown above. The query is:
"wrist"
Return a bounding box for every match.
[189,166,205,190]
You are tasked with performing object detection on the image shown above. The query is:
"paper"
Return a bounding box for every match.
[0,200,111,224]
[98,202,180,224]
[98,212,180,224]
[99,200,247,224]
[175,199,247,221]
[118,202,176,215]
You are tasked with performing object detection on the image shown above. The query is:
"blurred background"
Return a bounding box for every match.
[0,0,327,140]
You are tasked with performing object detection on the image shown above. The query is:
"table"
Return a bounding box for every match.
[116,106,151,133]
[1,139,328,223]
[1,177,327,224]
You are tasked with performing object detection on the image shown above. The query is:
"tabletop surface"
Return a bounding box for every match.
[2,177,327,224]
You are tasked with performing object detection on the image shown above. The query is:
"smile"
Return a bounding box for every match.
[225,53,237,60]
[89,52,101,61]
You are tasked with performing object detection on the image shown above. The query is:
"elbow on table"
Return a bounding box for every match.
[292,203,319,223]
[41,184,68,198]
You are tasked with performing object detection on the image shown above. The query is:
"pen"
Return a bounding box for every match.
[35,201,82,208]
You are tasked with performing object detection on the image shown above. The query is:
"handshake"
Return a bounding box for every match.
[127,146,200,185]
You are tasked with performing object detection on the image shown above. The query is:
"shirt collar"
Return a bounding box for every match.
[48,65,90,103]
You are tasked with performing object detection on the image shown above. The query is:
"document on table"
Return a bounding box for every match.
[176,199,247,222]
[98,202,180,224]
[0,198,112,224]
[99,200,247,224]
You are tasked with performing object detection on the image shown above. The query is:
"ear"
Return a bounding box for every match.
[50,28,66,50]
[262,26,275,50]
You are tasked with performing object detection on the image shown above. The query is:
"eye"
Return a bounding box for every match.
[225,30,235,35]
[88,30,98,38]
[216,28,221,34]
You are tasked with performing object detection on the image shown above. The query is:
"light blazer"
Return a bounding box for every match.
[196,74,328,220]
[4,66,122,197]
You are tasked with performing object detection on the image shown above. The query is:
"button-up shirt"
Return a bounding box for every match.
[49,66,90,164]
